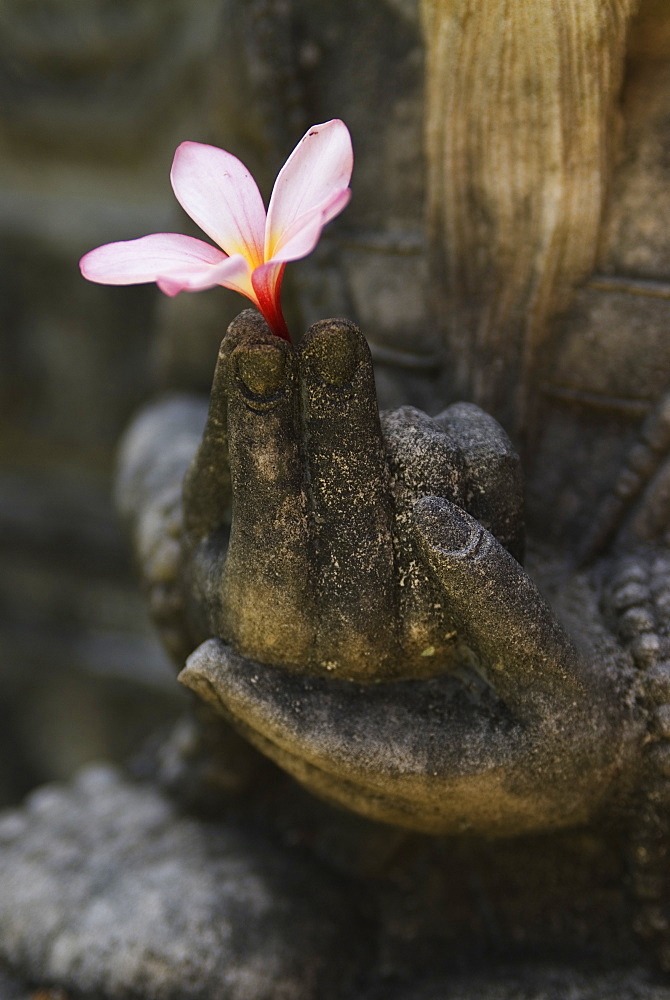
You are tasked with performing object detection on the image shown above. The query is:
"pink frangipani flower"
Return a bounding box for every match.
[79,120,353,341]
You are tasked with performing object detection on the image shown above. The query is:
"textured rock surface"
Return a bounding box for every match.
[1,761,669,999]
[383,967,670,1000]
[0,764,367,1000]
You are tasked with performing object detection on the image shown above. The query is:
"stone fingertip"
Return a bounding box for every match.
[223,308,274,354]
[414,496,480,557]
[233,342,288,398]
[300,318,365,386]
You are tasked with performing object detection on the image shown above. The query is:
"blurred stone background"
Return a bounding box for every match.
[0,0,218,805]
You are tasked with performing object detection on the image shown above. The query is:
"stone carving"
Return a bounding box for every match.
[117,309,637,842]
[3,0,670,997]
[111,291,670,984]
[0,764,366,1000]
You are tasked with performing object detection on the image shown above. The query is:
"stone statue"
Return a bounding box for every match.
[2,1,670,998]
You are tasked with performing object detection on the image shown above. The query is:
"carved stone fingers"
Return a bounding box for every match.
[299,320,397,679]
[178,498,635,835]
[218,316,314,669]
[413,496,588,721]
[192,313,402,680]
[182,309,271,543]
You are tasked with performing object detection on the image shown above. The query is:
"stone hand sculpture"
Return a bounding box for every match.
[118,309,643,838]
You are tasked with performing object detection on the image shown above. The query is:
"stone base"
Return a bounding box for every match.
[386,967,670,1000]
[0,765,366,1000]
[0,765,669,1000]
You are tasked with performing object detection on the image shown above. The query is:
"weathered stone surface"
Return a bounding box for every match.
[0,764,367,1000]
[168,313,527,686]
[0,767,662,999]
[118,310,641,839]
[384,966,670,1000]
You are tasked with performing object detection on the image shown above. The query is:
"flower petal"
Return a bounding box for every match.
[170,142,266,266]
[251,260,289,340]
[79,233,254,299]
[266,188,352,263]
[156,253,255,299]
[80,233,225,283]
[265,119,353,260]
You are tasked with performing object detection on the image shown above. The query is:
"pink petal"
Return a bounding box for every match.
[79,233,254,298]
[156,254,255,298]
[80,233,225,283]
[170,142,266,266]
[266,188,352,264]
[265,120,353,260]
